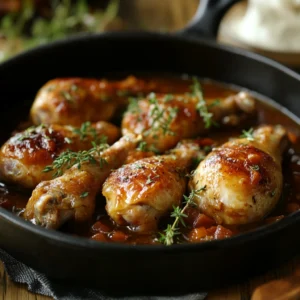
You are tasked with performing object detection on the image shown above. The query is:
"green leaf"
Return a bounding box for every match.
[80,191,89,198]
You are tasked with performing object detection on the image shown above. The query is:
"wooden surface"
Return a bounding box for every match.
[1,0,300,299]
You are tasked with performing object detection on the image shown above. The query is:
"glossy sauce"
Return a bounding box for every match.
[0,75,299,245]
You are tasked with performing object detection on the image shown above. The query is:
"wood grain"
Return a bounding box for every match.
[0,0,299,299]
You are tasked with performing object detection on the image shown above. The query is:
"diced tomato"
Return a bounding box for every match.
[206,226,218,236]
[265,215,284,224]
[109,231,128,242]
[185,207,200,226]
[188,227,207,242]
[214,225,233,240]
[92,221,112,233]
[288,132,298,144]
[193,214,216,228]
[91,233,107,242]
[286,202,300,213]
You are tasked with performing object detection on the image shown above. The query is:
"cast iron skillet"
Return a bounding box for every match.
[0,0,300,295]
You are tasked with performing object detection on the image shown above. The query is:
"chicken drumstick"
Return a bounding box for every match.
[23,135,139,229]
[0,121,120,189]
[190,125,289,225]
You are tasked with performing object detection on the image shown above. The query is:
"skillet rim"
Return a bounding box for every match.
[1,31,300,252]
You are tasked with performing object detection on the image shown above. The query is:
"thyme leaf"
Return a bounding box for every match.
[43,142,108,178]
[143,93,178,137]
[240,128,255,141]
[159,186,206,245]
[127,97,141,114]
[136,140,159,153]
[61,90,73,102]
[250,165,260,171]
[191,78,216,129]
[80,191,89,198]
[146,174,160,185]
[73,121,107,145]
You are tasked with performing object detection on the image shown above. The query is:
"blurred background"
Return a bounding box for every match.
[1,0,300,68]
[0,0,198,62]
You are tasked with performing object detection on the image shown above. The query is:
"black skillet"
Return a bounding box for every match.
[0,0,300,295]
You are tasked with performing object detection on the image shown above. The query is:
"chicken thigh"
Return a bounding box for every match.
[103,140,206,233]
[23,135,139,229]
[0,121,120,189]
[190,125,289,225]
[122,91,256,153]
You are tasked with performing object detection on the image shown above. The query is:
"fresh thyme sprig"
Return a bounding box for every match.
[159,186,206,246]
[73,121,107,145]
[191,78,216,129]
[250,165,259,171]
[17,126,37,141]
[143,93,178,137]
[136,140,159,154]
[127,97,141,114]
[43,141,108,178]
[17,124,48,141]
[61,90,73,102]
[240,128,255,141]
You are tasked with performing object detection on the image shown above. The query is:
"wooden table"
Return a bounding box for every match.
[1,1,300,299]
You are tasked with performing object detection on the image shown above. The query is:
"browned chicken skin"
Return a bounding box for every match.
[23,135,139,229]
[103,141,205,233]
[30,76,179,126]
[0,121,120,189]
[190,125,289,225]
[122,91,256,153]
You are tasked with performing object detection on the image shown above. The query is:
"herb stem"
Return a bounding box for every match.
[191,78,215,129]
[159,186,206,245]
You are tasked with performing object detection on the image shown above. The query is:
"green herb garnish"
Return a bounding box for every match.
[127,97,141,114]
[43,142,108,178]
[241,128,255,141]
[61,90,73,102]
[80,191,89,198]
[143,93,178,137]
[73,121,107,145]
[191,78,215,129]
[250,165,260,171]
[146,175,159,185]
[159,186,206,245]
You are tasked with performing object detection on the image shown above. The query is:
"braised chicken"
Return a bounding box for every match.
[30,76,182,126]
[103,140,205,233]
[122,91,256,153]
[190,125,289,225]
[23,135,139,229]
[0,75,298,246]
[0,121,120,189]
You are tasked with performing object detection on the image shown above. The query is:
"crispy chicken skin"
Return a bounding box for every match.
[30,76,178,126]
[0,122,120,189]
[122,91,256,153]
[190,125,289,225]
[103,141,205,233]
[23,135,139,229]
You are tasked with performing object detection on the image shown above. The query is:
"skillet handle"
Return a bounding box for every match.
[181,0,241,39]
